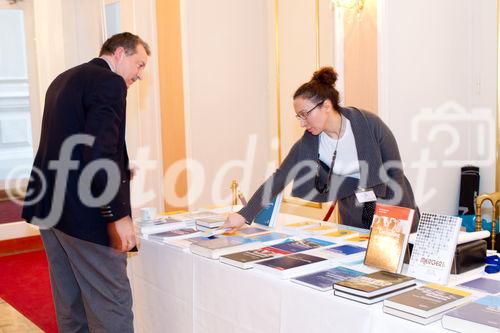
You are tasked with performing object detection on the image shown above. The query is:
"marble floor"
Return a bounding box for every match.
[0,298,42,333]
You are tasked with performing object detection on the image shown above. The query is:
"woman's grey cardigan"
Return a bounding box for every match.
[238,107,419,232]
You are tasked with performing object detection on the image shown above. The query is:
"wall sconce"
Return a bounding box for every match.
[332,0,365,13]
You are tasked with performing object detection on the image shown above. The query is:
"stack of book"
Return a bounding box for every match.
[333,271,416,304]
[195,216,227,231]
[441,295,500,332]
[382,284,471,324]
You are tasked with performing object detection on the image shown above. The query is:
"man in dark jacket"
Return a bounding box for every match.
[22,32,150,332]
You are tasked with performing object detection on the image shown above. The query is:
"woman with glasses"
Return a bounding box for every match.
[222,66,419,232]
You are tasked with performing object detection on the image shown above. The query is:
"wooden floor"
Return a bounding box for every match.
[0,298,42,333]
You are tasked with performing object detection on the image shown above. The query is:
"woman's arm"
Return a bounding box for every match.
[222,139,302,230]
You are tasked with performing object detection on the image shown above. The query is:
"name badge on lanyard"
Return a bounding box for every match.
[355,188,377,204]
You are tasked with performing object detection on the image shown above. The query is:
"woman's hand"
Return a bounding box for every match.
[221,212,247,232]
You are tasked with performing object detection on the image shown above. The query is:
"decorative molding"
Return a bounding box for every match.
[0,78,28,82]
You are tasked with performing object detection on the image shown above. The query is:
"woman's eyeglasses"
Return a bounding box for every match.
[295,100,324,121]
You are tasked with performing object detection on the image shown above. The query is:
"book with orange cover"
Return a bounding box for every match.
[363,204,415,273]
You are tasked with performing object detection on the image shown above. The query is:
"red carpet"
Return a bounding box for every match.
[0,235,44,256]
[0,250,58,332]
[0,200,23,224]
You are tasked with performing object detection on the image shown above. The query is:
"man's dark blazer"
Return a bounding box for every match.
[22,58,131,246]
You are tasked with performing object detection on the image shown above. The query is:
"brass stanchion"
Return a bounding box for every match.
[230,180,239,207]
[475,192,500,250]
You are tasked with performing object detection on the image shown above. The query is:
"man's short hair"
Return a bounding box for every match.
[99,32,151,57]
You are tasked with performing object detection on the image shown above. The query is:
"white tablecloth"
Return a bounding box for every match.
[127,213,496,333]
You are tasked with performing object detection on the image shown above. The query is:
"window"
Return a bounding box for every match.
[103,1,121,39]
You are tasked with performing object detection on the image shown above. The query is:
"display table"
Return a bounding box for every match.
[127,213,496,333]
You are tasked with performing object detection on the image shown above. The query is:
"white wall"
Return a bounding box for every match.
[181,0,272,208]
[378,0,497,215]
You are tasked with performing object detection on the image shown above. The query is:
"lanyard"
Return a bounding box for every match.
[485,255,500,274]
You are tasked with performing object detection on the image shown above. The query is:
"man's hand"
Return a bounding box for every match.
[220,213,247,232]
[107,216,136,252]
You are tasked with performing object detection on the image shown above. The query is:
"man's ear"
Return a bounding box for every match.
[114,46,125,62]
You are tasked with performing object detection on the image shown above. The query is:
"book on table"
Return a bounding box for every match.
[171,210,224,222]
[291,266,365,292]
[139,207,229,234]
[135,216,195,235]
[190,232,289,259]
[383,284,471,324]
[339,225,370,234]
[148,227,227,244]
[316,229,360,242]
[244,232,290,244]
[457,277,500,294]
[164,235,217,251]
[301,223,338,235]
[226,226,271,237]
[253,252,333,279]
[195,216,226,229]
[364,204,415,273]
[147,228,204,241]
[382,306,447,325]
[344,235,370,244]
[189,236,264,259]
[219,245,291,269]
[441,295,500,333]
[268,238,335,254]
[281,220,322,233]
[334,286,414,305]
[313,244,366,264]
[406,212,462,285]
[220,236,333,267]
[253,192,283,227]
[333,271,415,299]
